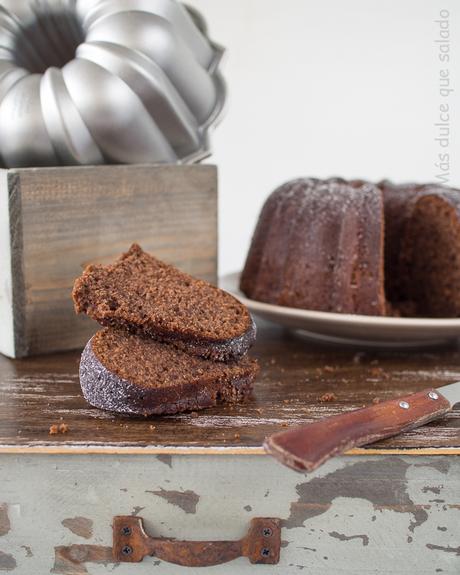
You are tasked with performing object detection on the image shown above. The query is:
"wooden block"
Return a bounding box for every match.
[0,164,217,358]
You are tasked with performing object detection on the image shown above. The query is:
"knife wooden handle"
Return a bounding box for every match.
[264,388,451,472]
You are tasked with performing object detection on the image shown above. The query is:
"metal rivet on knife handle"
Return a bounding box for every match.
[428,391,439,400]
[399,401,410,409]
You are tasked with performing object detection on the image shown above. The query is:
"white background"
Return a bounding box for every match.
[188,0,460,275]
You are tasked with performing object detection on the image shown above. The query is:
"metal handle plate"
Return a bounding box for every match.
[112,515,281,567]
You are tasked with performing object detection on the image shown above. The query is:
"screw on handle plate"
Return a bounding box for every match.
[112,515,281,567]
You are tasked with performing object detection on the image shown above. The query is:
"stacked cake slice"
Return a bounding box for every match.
[73,244,258,415]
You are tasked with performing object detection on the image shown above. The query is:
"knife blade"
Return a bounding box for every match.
[264,382,460,473]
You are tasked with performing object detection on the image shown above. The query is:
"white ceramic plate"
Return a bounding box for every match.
[220,272,460,348]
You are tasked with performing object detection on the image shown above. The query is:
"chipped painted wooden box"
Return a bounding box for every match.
[0,322,459,574]
[0,164,217,359]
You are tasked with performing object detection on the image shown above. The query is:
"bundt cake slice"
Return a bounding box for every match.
[240,179,386,315]
[73,244,256,361]
[80,329,258,416]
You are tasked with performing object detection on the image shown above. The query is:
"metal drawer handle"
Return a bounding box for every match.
[112,515,281,567]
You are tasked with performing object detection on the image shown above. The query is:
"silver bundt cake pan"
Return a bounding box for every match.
[0,0,226,167]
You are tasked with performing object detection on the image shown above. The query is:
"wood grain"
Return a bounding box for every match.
[0,171,14,357]
[0,164,217,358]
[0,321,458,453]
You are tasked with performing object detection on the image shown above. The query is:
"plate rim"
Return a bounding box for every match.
[220,271,460,329]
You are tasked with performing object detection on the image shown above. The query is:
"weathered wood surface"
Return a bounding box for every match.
[0,322,458,453]
[0,164,217,358]
[0,454,458,574]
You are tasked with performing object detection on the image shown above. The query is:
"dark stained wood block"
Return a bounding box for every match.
[0,164,217,358]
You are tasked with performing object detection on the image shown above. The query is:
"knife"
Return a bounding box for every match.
[264,382,460,472]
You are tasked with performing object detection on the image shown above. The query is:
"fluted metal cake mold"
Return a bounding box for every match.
[0,0,226,167]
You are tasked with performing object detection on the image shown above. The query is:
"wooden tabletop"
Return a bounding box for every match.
[0,321,459,455]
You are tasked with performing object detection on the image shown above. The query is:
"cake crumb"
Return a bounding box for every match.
[353,352,365,364]
[323,365,335,373]
[369,367,389,379]
[369,367,383,376]
[234,433,240,440]
[372,397,381,404]
[190,411,199,419]
[149,425,156,431]
[49,423,69,435]
[319,392,337,402]
[281,422,289,427]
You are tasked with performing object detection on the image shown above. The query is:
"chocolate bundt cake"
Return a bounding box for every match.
[241,178,386,315]
[73,244,256,361]
[241,178,460,317]
[80,329,258,416]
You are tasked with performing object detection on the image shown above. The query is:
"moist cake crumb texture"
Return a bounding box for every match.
[73,244,256,361]
[80,329,259,416]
